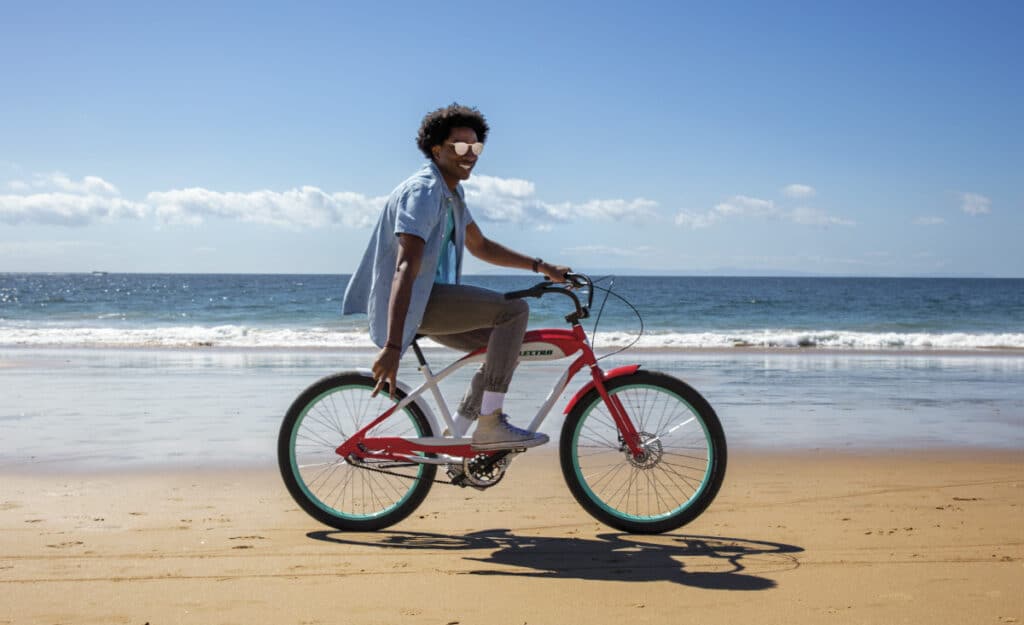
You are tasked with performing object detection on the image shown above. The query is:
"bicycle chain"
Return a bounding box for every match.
[346,457,460,485]
[346,449,515,487]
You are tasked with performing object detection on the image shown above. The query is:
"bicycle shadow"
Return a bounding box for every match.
[308,529,803,590]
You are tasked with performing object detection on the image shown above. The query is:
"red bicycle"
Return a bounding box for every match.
[278,273,726,534]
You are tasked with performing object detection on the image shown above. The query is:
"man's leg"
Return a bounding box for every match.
[419,284,547,449]
[428,328,491,422]
[420,283,528,417]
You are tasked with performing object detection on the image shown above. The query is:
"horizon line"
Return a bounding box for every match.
[2,270,1021,280]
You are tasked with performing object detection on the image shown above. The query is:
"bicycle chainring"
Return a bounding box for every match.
[450,452,515,489]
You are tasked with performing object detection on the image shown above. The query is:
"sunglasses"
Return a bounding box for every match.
[448,141,484,156]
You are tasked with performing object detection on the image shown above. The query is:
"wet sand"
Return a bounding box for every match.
[2,347,1023,472]
[2,450,1021,624]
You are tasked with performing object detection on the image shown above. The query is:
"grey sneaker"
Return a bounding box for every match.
[471,410,549,451]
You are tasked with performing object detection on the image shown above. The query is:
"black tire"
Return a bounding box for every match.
[560,370,727,534]
[278,372,437,531]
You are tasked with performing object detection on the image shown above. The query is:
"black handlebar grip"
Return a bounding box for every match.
[505,287,543,300]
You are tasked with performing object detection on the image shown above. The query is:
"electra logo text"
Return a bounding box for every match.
[520,349,554,357]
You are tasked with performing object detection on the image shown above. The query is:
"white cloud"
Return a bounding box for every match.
[914,216,946,226]
[145,187,386,228]
[673,195,777,228]
[782,184,816,199]
[1,173,147,226]
[674,211,720,229]
[463,174,657,224]
[789,206,856,226]
[0,192,147,226]
[462,175,535,222]
[10,172,121,195]
[714,195,777,217]
[675,193,854,229]
[540,198,658,221]
[3,171,659,230]
[960,192,991,216]
[47,173,120,196]
[469,175,536,199]
[563,244,656,257]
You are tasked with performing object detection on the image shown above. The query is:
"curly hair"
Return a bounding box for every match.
[416,103,489,159]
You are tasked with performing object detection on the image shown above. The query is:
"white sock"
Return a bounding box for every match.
[451,413,474,437]
[480,391,505,416]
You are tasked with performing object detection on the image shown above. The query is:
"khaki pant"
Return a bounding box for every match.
[418,283,529,419]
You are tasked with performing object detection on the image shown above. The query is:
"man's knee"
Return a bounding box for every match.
[508,297,529,319]
[494,296,528,326]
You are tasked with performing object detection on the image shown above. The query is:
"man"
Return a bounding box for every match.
[342,104,571,451]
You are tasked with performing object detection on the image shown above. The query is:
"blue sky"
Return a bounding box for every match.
[2,1,1021,276]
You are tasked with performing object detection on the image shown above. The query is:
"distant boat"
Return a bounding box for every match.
[91,271,108,276]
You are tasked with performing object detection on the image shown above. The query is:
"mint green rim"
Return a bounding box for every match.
[289,385,426,521]
[571,383,713,522]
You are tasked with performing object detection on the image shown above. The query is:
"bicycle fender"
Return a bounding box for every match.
[563,364,641,414]
[353,367,442,435]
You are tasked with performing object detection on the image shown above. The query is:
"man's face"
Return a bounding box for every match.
[431,126,480,184]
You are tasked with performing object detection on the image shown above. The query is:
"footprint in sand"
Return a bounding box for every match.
[229,535,266,550]
[46,541,84,549]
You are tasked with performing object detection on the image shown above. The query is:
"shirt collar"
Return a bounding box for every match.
[426,160,464,203]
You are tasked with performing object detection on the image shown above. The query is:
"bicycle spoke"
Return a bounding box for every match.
[570,377,719,523]
[284,377,433,526]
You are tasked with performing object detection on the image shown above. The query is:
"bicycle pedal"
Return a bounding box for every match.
[445,466,469,487]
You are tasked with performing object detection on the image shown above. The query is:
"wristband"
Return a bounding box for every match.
[384,342,401,351]
[532,257,543,273]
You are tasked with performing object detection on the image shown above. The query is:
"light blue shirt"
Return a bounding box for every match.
[341,162,474,352]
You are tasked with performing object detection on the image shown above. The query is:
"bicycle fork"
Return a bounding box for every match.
[588,368,645,459]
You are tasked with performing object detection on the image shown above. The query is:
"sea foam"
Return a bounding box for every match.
[1,325,1022,351]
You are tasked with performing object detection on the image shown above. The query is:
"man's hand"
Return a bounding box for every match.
[371,346,402,398]
[540,261,573,283]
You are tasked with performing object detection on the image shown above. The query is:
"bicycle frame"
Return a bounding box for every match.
[335,322,646,465]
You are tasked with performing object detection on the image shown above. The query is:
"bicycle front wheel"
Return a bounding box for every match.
[560,370,727,534]
[278,372,437,531]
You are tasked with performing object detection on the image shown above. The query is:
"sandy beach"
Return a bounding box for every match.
[1,346,1022,623]
[2,449,1021,624]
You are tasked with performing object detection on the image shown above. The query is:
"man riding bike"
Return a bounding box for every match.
[342,103,571,451]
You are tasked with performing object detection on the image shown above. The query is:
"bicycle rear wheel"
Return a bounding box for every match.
[278,372,436,531]
[560,370,727,534]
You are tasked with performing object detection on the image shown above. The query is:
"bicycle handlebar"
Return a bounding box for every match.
[505,272,593,324]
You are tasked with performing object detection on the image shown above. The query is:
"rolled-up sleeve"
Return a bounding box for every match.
[394,183,439,242]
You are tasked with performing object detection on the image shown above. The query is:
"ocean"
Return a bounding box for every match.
[2,273,1022,469]
[1,273,1023,351]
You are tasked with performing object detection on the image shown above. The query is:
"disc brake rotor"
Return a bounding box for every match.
[626,432,664,469]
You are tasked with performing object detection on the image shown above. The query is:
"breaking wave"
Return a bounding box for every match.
[1,325,1022,351]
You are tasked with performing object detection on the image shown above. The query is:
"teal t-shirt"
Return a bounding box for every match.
[435,199,456,284]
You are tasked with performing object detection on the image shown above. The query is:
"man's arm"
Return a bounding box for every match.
[464,222,570,281]
[372,233,424,397]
